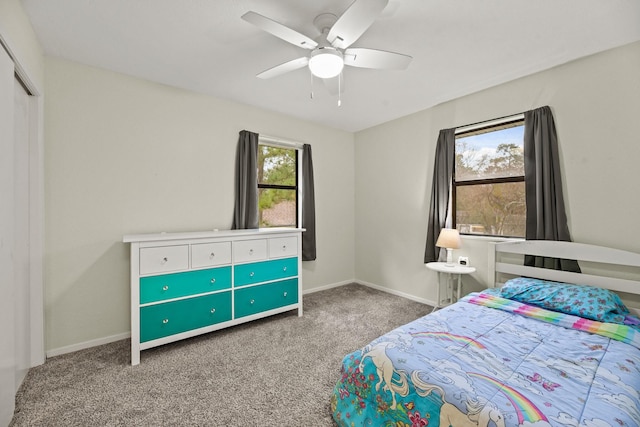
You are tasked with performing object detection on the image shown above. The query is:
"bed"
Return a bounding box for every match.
[331,241,640,427]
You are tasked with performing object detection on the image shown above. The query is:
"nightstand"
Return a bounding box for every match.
[425,262,476,310]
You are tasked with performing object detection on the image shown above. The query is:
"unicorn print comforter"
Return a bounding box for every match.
[331,292,640,427]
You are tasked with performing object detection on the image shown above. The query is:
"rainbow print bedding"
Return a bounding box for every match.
[331,292,640,426]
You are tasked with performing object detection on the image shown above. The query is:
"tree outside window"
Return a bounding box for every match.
[258,145,298,228]
[454,121,525,237]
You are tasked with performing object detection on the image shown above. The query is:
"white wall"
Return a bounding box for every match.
[0,0,44,91]
[44,57,355,353]
[40,39,640,354]
[355,41,640,305]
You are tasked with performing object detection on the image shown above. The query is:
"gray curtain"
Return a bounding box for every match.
[231,130,259,229]
[524,106,580,272]
[301,144,316,261]
[424,128,456,263]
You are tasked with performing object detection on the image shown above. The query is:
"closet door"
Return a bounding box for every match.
[14,75,31,388]
[0,46,16,426]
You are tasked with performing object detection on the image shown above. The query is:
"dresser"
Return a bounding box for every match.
[123,228,303,365]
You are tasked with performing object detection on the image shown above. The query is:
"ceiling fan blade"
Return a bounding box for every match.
[327,0,388,49]
[242,11,318,50]
[257,57,309,79]
[344,48,412,70]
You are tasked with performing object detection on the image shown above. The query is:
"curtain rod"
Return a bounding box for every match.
[259,134,304,149]
[454,112,525,135]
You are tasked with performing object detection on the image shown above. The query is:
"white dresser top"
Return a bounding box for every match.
[123,228,304,243]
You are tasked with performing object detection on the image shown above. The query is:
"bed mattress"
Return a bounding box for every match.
[331,292,640,426]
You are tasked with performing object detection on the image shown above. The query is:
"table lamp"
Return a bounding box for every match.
[435,228,461,267]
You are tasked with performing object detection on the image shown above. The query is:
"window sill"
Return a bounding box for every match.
[460,235,524,243]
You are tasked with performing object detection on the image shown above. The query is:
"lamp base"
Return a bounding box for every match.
[445,248,455,267]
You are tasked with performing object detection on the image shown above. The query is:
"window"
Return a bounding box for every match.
[454,118,525,238]
[257,144,298,228]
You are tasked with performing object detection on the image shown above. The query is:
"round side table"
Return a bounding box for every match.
[426,262,476,310]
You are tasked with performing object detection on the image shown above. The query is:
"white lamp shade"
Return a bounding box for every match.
[308,48,344,79]
[435,228,461,249]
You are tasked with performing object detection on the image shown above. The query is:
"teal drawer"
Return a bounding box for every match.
[140,266,231,304]
[140,291,231,342]
[234,279,298,319]
[234,257,297,287]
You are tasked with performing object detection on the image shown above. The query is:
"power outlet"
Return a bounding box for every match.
[458,256,469,266]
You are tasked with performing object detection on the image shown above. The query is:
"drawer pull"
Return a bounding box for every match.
[162,318,169,324]
[283,266,287,272]
[162,285,169,291]
[283,292,287,297]
[162,257,168,264]
[249,249,254,255]
[210,308,216,314]
[210,278,216,284]
[250,299,255,305]
[249,272,255,277]
[282,245,286,251]
[210,252,215,258]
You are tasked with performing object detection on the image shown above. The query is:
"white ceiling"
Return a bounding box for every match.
[21,0,640,132]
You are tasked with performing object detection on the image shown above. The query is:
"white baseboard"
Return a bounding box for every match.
[45,281,429,359]
[45,283,637,359]
[356,279,436,307]
[302,279,354,295]
[45,281,355,358]
[46,332,131,358]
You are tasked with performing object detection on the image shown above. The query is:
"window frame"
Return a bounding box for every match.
[452,115,525,238]
[257,137,303,228]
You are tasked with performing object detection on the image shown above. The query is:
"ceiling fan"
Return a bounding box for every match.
[241,0,412,85]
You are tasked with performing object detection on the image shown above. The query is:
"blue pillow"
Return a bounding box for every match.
[500,277,629,324]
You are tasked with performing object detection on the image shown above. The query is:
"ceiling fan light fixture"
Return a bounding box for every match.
[309,48,344,79]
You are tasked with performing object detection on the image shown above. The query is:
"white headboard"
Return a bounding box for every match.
[488,240,640,297]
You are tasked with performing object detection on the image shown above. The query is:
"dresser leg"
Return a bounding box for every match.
[131,345,140,366]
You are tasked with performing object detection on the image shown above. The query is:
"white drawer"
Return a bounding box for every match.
[268,236,298,259]
[191,241,232,268]
[233,239,267,263]
[139,245,189,275]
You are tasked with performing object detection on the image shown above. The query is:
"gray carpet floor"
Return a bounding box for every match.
[10,283,430,426]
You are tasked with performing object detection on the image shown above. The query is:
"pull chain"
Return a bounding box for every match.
[310,69,314,99]
[337,72,342,107]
